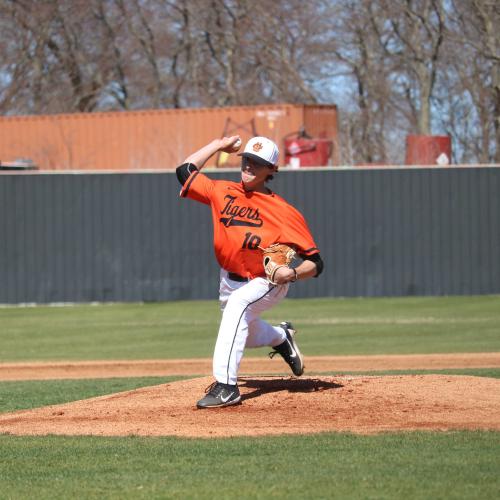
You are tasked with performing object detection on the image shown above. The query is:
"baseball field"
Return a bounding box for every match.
[1,295,499,498]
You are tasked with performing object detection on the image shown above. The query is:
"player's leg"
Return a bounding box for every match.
[246,316,304,376]
[212,277,288,385]
[245,318,286,348]
[196,272,248,409]
[217,272,303,377]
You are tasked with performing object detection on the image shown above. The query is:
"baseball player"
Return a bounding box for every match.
[176,135,324,408]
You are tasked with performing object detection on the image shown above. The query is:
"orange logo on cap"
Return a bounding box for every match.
[252,142,263,152]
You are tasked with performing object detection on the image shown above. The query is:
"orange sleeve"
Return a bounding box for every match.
[281,206,319,256]
[179,171,215,205]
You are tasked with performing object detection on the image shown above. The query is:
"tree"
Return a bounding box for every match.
[323,0,396,164]
[0,0,497,164]
[377,0,445,136]
[444,0,500,162]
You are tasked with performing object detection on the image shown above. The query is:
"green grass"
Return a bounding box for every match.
[1,295,499,361]
[0,297,499,498]
[0,432,499,499]
[280,295,500,356]
[0,376,182,414]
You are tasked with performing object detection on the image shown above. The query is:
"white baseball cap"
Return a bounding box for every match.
[238,136,279,167]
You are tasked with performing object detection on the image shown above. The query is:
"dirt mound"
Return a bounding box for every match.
[1,374,499,437]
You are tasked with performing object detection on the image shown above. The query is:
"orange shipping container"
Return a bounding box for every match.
[0,104,339,171]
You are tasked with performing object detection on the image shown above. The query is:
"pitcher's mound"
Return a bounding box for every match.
[1,375,499,437]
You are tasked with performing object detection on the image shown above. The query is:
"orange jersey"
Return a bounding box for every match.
[180,171,319,279]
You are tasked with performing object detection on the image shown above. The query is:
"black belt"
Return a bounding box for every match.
[227,272,248,282]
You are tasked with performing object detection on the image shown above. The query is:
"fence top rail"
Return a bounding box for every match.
[0,164,499,176]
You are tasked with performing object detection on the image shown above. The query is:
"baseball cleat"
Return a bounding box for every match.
[196,381,241,409]
[269,321,304,376]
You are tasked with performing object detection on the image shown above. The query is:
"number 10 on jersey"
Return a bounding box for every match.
[242,232,261,249]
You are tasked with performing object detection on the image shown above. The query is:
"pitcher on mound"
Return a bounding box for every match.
[176,135,324,408]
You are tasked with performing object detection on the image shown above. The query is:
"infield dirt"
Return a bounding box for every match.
[1,352,499,380]
[1,353,500,438]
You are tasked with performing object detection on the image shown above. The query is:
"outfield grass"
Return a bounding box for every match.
[0,295,499,361]
[1,432,499,499]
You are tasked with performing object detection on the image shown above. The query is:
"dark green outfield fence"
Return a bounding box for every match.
[0,166,499,303]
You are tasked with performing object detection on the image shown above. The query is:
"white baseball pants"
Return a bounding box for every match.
[213,269,289,385]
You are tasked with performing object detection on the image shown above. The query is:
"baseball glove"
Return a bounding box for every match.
[260,243,296,284]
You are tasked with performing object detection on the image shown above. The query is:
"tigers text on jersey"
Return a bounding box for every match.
[180,171,319,279]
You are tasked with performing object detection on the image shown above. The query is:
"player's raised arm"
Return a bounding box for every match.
[176,136,241,185]
[184,136,241,169]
